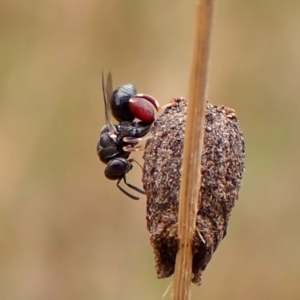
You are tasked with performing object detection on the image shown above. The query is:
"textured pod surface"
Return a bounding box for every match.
[142,98,245,285]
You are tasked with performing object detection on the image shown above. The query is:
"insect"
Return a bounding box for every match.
[97,71,159,200]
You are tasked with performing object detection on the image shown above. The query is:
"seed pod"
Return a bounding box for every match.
[142,98,245,285]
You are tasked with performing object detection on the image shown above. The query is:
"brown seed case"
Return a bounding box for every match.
[142,98,245,285]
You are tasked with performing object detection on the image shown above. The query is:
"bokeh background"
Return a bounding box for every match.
[1,1,300,299]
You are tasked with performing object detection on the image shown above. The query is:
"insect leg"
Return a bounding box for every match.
[123,175,145,195]
[123,135,153,144]
[116,177,140,200]
[123,145,147,152]
[128,158,143,170]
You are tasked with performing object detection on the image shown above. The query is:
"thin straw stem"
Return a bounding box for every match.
[172,1,215,300]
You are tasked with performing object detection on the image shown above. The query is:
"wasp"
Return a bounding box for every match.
[97,72,159,200]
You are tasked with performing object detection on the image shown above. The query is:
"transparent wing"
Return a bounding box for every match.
[105,71,113,104]
[101,70,115,134]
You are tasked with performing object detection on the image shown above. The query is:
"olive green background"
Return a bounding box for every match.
[1,1,300,299]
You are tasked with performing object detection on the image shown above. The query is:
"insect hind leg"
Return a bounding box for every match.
[116,177,140,200]
[123,175,145,195]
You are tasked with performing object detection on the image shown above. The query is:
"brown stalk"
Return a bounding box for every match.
[172,1,215,299]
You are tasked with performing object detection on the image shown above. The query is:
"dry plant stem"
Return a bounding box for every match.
[172,1,215,300]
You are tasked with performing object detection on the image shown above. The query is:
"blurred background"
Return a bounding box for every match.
[1,0,300,299]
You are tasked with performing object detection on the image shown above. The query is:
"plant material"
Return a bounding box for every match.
[171,0,215,298]
[142,98,245,285]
